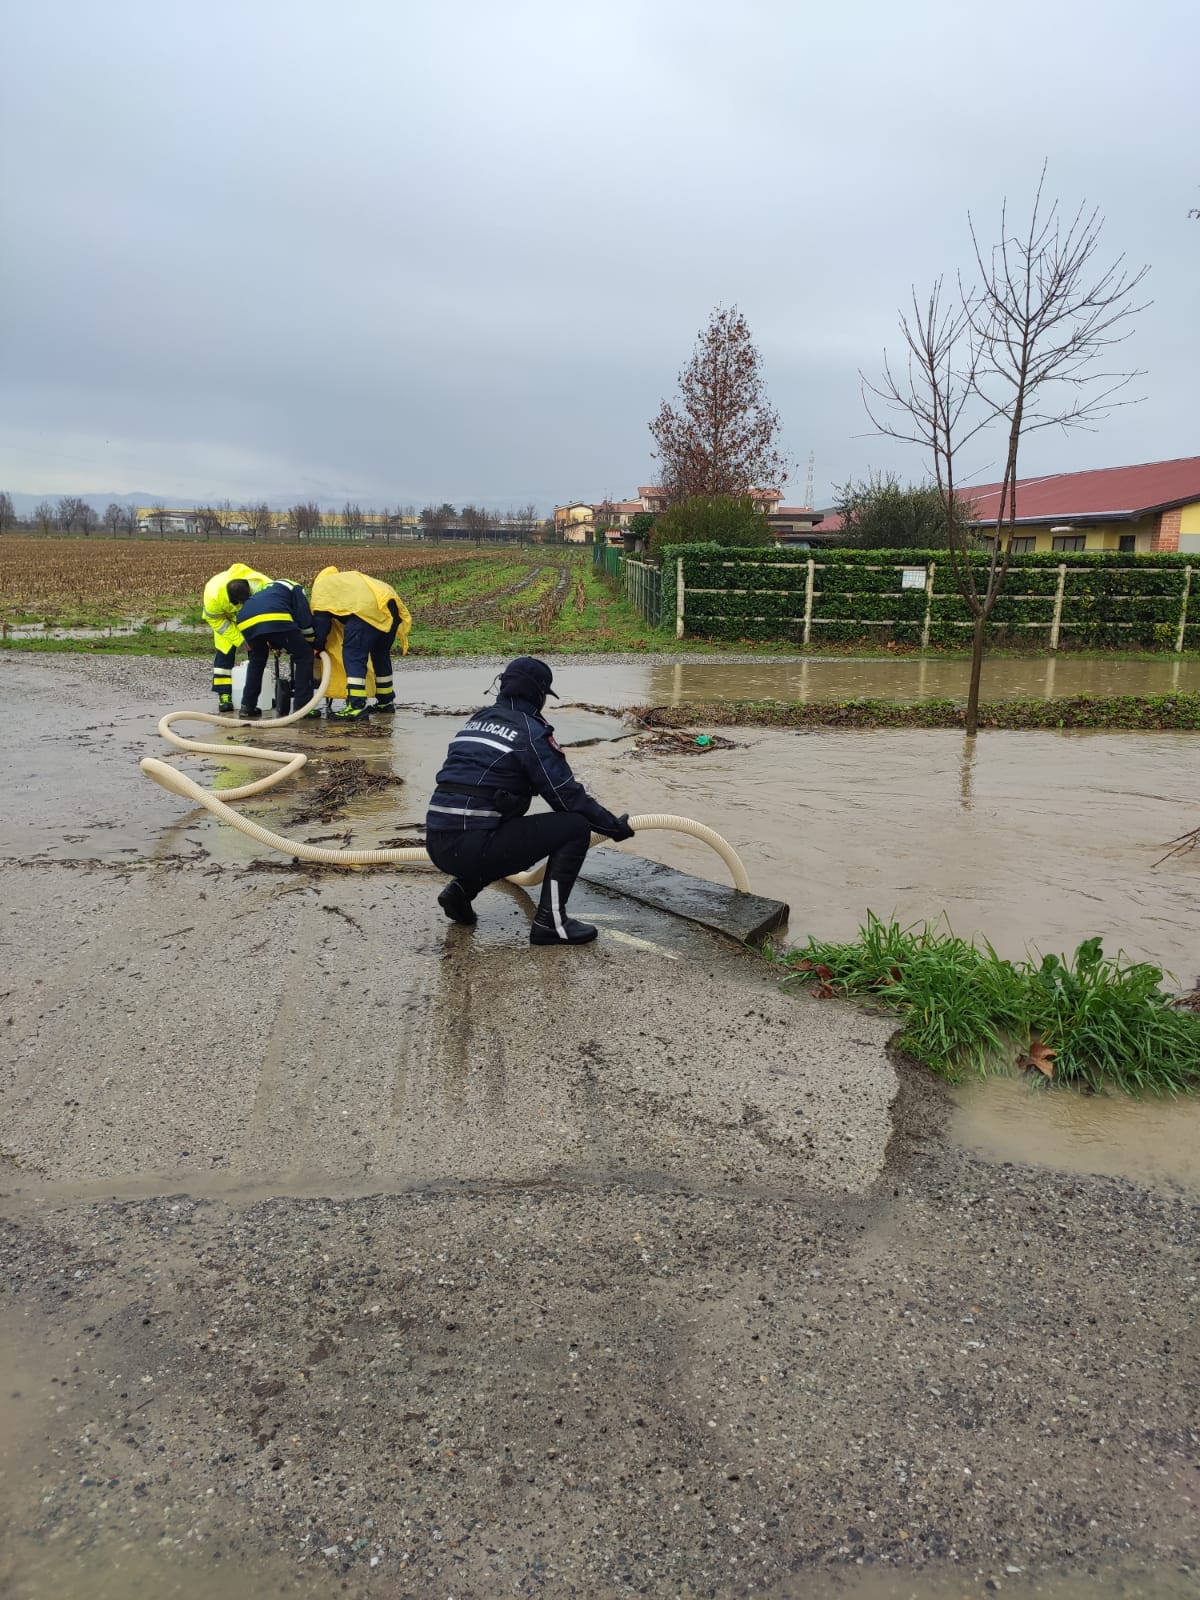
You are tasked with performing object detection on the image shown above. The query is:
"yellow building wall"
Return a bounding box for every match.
[1004,518,1158,553]
[1180,501,1200,534]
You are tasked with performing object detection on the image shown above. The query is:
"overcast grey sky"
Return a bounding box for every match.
[1,0,1196,511]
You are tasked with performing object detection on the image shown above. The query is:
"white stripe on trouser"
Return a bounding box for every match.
[347,678,366,690]
[550,880,566,938]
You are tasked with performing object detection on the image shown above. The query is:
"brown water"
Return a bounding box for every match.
[581,727,1198,980]
[950,1074,1200,1191]
[383,654,1200,710]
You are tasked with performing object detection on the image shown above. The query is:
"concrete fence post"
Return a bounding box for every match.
[1175,566,1193,654]
[803,559,815,646]
[676,557,685,639]
[1049,563,1067,652]
[922,562,937,650]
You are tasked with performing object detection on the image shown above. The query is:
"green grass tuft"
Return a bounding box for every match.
[776,914,1200,1094]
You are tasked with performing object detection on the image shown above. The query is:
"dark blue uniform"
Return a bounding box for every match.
[235,581,316,715]
[424,657,632,945]
[427,702,624,834]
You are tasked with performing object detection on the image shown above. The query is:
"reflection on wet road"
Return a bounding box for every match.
[386,653,1200,709]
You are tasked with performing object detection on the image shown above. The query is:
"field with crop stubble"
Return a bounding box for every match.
[0,538,666,655]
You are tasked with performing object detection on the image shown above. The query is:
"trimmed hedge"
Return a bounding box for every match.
[654,544,1198,650]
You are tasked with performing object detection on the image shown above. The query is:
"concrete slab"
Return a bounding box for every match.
[580,848,788,944]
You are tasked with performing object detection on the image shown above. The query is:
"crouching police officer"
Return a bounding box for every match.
[227,577,318,719]
[425,656,634,946]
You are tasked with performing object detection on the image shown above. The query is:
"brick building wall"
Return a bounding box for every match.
[1151,507,1182,552]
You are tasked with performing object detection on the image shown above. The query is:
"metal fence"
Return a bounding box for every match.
[621,558,663,627]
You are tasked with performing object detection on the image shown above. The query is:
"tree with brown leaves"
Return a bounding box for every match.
[650,305,789,505]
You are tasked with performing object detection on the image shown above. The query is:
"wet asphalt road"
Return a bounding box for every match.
[0,653,1196,1599]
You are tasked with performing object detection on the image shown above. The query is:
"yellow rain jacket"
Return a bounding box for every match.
[202,563,272,651]
[311,567,412,699]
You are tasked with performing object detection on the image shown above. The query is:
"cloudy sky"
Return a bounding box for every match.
[2,0,1196,512]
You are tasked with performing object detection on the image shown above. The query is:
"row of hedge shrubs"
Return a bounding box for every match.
[655,544,1198,650]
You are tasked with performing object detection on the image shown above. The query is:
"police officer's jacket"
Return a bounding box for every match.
[235,581,316,645]
[426,694,624,835]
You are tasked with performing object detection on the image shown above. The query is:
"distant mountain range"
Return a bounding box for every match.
[5,492,158,517]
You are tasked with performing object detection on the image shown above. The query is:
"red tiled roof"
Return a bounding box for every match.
[964,456,1200,524]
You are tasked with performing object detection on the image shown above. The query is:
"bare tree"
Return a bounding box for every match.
[103,501,124,535]
[121,503,139,535]
[34,500,55,534]
[419,503,454,539]
[148,503,171,538]
[56,496,97,536]
[865,171,1148,734]
[240,502,274,539]
[193,505,225,538]
[342,501,364,537]
[0,491,15,532]
[510,502,538,542]
[461,504,490,543]
[289,501,321,538]
[650,304,790,505]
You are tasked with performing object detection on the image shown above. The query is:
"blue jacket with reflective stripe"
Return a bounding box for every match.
[235,581,315,643]
[426,695,624,834]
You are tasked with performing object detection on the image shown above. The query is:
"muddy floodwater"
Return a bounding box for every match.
[379,653,1200,710]
[950,1073,1200,1192]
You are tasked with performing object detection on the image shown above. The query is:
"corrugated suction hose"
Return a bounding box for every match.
[140,655,753,893]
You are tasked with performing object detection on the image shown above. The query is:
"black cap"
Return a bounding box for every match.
[498,656,558,700]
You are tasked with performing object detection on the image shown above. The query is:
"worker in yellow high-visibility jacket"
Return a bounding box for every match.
[202,562,272,711]
[311,567,412,721]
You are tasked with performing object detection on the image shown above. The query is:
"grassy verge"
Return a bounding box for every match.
[636,694,1200,731]
[773,915,1200,1094]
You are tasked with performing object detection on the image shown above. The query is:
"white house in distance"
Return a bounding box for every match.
[554,487,834,544]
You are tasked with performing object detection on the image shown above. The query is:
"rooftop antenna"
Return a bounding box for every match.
[805,451,815,511]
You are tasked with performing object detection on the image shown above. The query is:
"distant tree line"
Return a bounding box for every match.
[0,492,562,542]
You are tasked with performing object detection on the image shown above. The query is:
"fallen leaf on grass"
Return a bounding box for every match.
[1017,1039,1056,1078]
[793,960,834,981]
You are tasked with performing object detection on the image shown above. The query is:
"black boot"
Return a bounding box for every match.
[437,879,477,927]
[529,828,595,946]
[530,907,597,945]
[239,705,262,720]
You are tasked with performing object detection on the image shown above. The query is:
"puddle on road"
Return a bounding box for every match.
[1,1539,313,1600]
[949,1073,1200,1191]
[0,1310,315,1600]
[1,1298,1188,1600]
[797,1564,1197,1598]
